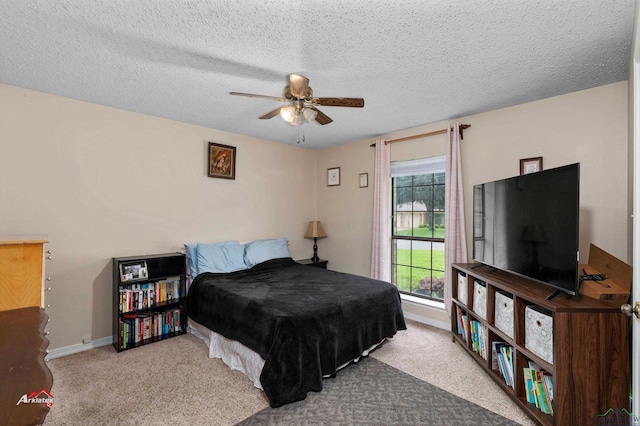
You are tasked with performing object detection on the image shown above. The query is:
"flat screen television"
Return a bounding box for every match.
[472,163,580,297]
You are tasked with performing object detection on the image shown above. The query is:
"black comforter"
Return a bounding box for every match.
[185,258,406,407]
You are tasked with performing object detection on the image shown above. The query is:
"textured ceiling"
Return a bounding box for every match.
[0,1,635,149]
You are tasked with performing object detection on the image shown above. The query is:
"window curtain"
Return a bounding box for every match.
[444,123,468,314]
[370,139,391,282]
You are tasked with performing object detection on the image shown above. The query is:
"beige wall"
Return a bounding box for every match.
[0,84,318,350]
[318,82,629,320]
[0,81,629,349]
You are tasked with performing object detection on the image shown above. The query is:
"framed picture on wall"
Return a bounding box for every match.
[208,142,236,179]
[327,167,340,186]
[520,157,543,175]
[359,173,368,188]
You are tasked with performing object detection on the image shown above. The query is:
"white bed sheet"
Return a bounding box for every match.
[187,318,384,391]
[188,318,265,389]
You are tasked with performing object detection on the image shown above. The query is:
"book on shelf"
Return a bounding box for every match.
[503,345,514,386]
[523,368,536,404]
[542,371,553,402]
[118,308,183,350]
[456,306,467,341]
[524,361,554,415]
[470,319,488,359]
[492,342,514,387]
[119,277,183,313]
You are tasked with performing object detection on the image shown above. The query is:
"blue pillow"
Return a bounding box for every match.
[244,238,290,268]
[197,241,247,274]
[184,243,199,277]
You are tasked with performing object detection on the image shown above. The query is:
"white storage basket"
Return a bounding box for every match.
[457,272,468,305]
[525,305,553,364]
[473,280,487,320]
[494,291,514,338]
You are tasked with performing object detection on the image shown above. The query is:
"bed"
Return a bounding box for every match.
[183,238,406,407]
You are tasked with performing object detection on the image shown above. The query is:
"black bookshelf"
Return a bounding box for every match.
[112,252,187,352]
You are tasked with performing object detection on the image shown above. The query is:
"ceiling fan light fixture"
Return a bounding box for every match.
[280,105,296,123]
[303,108,317,122]
[291,115,303,126]
[280,105,305,126]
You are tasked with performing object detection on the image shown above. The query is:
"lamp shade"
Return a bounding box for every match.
[304,221,327,239]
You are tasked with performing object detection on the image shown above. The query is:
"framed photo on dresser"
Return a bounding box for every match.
[119,260,148,282]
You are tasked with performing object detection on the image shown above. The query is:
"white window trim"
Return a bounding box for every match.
[401,293,445,310]
[400,293,450,331]
[391,155,446,177]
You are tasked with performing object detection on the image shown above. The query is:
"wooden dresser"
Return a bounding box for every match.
[0,238,53,426]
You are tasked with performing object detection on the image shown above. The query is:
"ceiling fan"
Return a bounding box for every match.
[229,74,364,126]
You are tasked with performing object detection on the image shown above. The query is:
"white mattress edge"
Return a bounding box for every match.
[187,318,386,391]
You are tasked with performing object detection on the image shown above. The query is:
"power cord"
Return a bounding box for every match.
[579,268,610,288]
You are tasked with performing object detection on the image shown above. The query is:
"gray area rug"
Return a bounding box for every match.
[235,356,520,426]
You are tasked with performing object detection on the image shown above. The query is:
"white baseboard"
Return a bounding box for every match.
[46,336,113,361]
[45,318,448,362]
[46,298,450,361]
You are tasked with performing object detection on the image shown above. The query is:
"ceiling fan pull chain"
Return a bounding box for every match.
[296,128,306,144]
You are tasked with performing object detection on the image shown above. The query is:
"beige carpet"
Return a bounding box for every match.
[44,320,534,425]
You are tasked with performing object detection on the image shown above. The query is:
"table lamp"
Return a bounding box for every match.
[304,221,327,263]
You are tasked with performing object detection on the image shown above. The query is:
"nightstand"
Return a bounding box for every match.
[297,258,328,269]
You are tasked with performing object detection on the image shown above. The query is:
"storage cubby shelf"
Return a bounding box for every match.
[452,263,629,426]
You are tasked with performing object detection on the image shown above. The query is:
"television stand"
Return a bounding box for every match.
[471,263,498,272]
[451,262,629,426]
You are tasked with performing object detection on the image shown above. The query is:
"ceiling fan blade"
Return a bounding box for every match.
[310,107,333,125]
[314,97,365,108]
[259,107,283,120]
[289,74,310,99]
[230,92,287,102]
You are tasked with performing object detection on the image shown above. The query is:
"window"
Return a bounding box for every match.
[391,156,446,301]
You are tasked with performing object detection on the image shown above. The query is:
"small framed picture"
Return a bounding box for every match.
[208,142,236,179]
[327,167,340,186]
[120,260,148,283]
[359,173,368,188]
[520,157,543,175]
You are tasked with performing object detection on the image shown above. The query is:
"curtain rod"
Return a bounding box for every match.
[370,124,470,147]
